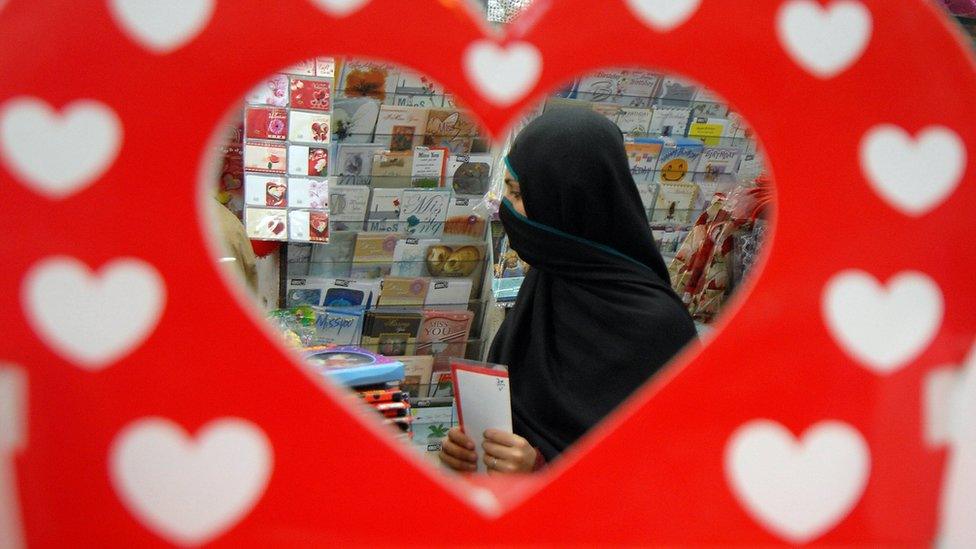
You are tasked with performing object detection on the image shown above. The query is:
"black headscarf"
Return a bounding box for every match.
[488,108,697,462]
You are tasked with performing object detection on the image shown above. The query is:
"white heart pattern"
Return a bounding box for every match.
[725,420,870,544]
[109,0,215,54]
[110,418,273,546]
[624,0,702,32]
[822,270,943,374]
[776,0,872,79]
[22,257,166,370]
[0,97,122,198]
[463,40,543,107]
[308,0,371,17]
[860,125,966,216]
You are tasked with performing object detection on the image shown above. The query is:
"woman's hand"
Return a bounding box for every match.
[439,427,477,472]
[482,429,537,474]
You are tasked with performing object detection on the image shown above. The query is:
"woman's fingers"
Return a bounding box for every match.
[482,440,521,462]
[447,427,475,450]
[483,429,529,448]
[442,438,477,463]
[439,450,476,472]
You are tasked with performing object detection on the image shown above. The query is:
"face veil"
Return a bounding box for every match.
[488,108,698,462]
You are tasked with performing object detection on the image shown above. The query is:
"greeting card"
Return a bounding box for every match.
[289,210,312,242]
[370,150,413,188]
[365,188,402,231]
[288,145,329,177]
[652,181,700,224]
[351,232,400,278]
[287,177,328,209]
[399,188,451,237]
[243,140,287,174]
[648,107,692,137]
[694,146,742,185]
[446,154,492,194]
[314,308,364,347]
[328,185,370,223]
[688,117,729,146]
[416,310,474,369]
[411,147,448,188]
[656,77,699,107]
[332,98,381,143]
[656,141,705,185]
[392,237,440,277]
[245,174,288,207]
[289,77,331,111]
[337,60,398,103]
[424,279,474,309]
[309,231,357,278]
[393,70,443,108]
[245,106,288,140]
[424,108,478,154]
[625,140,664,182]
[375,105,429,151]
[576,69,660,107]
[378,277,431,307]
[690,88,730,119]
[285,58,316,76]
[245,207,288,240]
[309,211,330,242]
[616,107,654,136]
[443,196,487,241]
[315,57,335,78]
[245,74,289,106]
[288,110,332,144]
[333,143,384,185]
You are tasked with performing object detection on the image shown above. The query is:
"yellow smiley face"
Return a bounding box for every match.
[661,158,688,182]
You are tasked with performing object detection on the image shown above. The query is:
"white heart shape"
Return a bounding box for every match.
[109,0,215,54]
[822,270,943,374]
[624,0,701,31]
[776,0,872,79]
[307,0,371,17]
[22,257,166,370]
[725,420,870,544]
[463,40,543,107]
[0,97,122,198]
[110,418,272,546]
[860,125,966,216]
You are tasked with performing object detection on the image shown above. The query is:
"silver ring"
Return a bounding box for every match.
[490,456,497,469]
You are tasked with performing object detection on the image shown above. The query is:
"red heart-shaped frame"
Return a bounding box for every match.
[1,0,975,545]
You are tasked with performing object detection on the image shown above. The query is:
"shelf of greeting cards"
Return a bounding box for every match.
[624,134,758,148]
[329,175,493,194]
[547,91,741,108]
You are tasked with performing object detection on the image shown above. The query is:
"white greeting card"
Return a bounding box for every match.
[244,174,287,207]
[288,177,329,209]
[288,110,332,144]
[329,185,371,223]
[399,188,451,237]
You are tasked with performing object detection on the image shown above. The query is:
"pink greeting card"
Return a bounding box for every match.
[245,106,288,140]
[245,74,289,106]
[288,177,329,209]
[290,78,331,111]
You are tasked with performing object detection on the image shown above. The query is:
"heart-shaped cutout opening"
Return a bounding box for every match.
[202,57,773,515]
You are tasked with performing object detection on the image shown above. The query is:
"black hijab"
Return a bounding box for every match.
[488,108,697,462]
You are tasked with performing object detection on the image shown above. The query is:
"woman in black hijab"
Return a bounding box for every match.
[439,108,697,473]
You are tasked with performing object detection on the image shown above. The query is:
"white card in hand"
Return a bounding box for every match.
[451,363,512,473]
